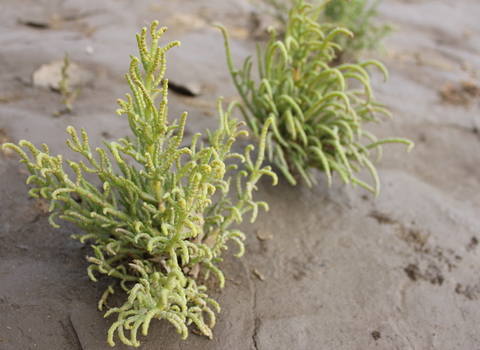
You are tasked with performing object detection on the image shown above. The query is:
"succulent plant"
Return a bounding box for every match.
[217,0,412,194]
[323,0,394,62]
[3,21,276,347]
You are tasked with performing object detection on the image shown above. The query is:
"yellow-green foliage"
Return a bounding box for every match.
[3,21,276,347]
[259,0,393,62]
[218,0,412,195]
[324,0,393,62]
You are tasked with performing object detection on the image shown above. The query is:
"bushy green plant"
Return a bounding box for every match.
[323,0,393,62]
[258,0,393,62]
[2,21,276,347]
[217,1,412,195]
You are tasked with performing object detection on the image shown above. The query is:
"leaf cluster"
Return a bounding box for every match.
[323,0,394,62]
[257,0,393,62]
[218,1,413,194]
[2,21,276,347]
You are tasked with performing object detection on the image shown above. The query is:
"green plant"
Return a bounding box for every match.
[256,0,292,28]
[217,0,412,195]
[258,0,393,62]
[3,21,276,347]
[323,0,393,62]
[54,52,82,116]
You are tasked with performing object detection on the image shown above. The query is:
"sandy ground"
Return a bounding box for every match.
[1,0,480,349]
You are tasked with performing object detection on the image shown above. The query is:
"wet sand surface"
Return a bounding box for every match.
[1,1,479,349]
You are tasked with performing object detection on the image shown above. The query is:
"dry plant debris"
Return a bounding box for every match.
[0,128,13,157]
[440,80,480,106]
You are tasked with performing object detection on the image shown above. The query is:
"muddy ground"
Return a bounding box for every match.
[1,0,479,349]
